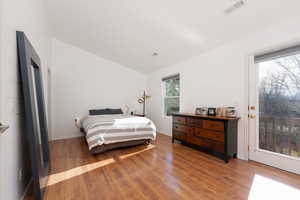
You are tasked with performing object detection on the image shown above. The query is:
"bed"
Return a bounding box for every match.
[77,111,156,154]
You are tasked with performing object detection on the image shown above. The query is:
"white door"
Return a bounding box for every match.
[249,46,300,175]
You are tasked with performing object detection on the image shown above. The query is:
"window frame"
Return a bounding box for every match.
[162,74,180,116]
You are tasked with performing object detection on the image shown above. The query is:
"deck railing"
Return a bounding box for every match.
[259,116,300,157]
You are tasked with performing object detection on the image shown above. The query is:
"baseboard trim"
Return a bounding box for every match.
[51,134,83,141]
[157,130,171,136]
[20,178,32,200]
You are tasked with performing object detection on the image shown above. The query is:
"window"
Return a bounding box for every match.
[162,74,180,116]
[255,44,300,157]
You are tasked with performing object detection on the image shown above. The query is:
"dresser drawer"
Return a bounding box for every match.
[173,116,187,125]
[173,124,193,134]
[173,131,186,141]
[203,120,224,132]
[194,128,224,142]
[189,135,224,153]
[187,118,202,127]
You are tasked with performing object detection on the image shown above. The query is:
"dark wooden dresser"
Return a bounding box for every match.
[172,113,239,163]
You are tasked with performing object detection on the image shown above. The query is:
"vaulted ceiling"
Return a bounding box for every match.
[47,0,300,73]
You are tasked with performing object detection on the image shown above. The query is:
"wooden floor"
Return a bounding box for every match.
[30,133,300,200]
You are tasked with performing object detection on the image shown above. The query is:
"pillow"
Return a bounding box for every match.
[89,108,123,115]
[107,108,123,114]
[89,109,109,115]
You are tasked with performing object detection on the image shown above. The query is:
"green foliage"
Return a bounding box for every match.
[165,97,179,116]
[164,78,180,115]
[165,78,180,97]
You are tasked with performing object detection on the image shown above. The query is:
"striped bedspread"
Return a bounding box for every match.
[81,114,156,150]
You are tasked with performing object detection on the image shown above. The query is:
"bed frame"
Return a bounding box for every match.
[90,139,151,154]
[80,128,151,154]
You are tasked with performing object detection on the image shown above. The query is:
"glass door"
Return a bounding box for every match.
[249,47,300,175]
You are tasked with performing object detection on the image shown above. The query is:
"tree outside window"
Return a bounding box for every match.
[163,75,180,116]
[258,54,300,157]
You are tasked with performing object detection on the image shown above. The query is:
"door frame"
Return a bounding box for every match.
[0,1,5,199]
[0,1,3,199]
[245,40,300,161]
[47,68,52,140]
[246,40,300,174]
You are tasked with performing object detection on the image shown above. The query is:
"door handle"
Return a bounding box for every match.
[249,106,256,110]
[0,123,9,134]
[249,114,256,119]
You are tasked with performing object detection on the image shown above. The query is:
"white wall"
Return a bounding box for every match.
[0,0,51,199]
[51,39,147,140]
[0,1,4,199]
[146,16,300,160]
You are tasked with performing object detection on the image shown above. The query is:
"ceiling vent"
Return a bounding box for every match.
[224,0,246,15]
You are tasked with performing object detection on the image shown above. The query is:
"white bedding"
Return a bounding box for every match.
[80,114,156,150]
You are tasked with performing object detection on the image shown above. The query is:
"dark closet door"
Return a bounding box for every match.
[17,31,50,200]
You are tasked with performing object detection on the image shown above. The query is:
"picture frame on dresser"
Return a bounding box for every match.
[172,113,239,163]
[207,108,216,116]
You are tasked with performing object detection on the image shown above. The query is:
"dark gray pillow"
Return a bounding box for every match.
[107,108,123,114]
[89,109,109,115]
[89,108,123,115]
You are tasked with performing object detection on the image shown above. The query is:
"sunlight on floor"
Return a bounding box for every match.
[248,174,300,200]
[45,158,116,187]
[119,144,155,159]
